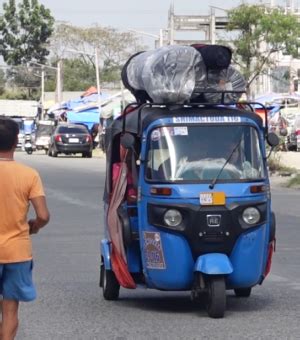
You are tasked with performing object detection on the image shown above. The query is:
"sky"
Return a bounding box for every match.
[0,1,291,35]
[0,0,294,46]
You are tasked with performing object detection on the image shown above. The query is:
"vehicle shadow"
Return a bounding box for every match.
[114,290,273,316]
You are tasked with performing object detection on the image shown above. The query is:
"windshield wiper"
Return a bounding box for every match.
[209,137,242,190]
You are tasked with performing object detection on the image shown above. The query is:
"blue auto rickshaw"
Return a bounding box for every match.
[100,99,279,318]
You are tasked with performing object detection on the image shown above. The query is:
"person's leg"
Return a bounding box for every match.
[1,300,19,340]
[1,261,36,340]
[0,298,3,339]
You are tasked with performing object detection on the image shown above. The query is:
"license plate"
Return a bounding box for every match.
[69,138,79,143]
[200,192,225,206]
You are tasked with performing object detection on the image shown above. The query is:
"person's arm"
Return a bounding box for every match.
[28,196,50,234]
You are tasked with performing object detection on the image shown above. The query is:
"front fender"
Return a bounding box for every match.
[100,239,111,270]
[194,253,233,275]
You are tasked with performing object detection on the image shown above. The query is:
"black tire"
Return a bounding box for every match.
[234,288,252,297]
[26,150,32,155]
[48,147,52,157]
[206,276,226,318]
[270,212,276,242]
[52,150,58,157]
[102,266,120,300]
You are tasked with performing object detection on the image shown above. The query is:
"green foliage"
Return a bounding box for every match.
[45,58,97,92]
[227,5,300,88]
[287,173,300,188]
[0,69,6,95]
[0,0,54,65]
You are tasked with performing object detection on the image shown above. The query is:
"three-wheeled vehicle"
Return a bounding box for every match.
[34,120,55,154]
[100,44,279,318]
[100,98,279,318]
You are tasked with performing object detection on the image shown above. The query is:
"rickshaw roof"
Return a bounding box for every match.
[108,105,263,139]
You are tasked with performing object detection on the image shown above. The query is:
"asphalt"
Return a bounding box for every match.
[11,151,300,340]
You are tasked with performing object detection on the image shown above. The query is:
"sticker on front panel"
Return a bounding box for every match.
[174,126,188,136]
[200,192,225,206]
[144,232,166,270]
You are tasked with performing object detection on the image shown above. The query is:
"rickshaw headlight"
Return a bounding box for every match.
[164,209,182,227]
[242,207,260,225]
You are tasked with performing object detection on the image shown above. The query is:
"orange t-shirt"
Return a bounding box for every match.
[0,161,45,263]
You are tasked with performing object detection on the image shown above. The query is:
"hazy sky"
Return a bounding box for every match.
[0,0,292,45]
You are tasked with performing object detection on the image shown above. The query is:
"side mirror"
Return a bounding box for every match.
[120,133,135,149]
[267,132,280,147]
[279,128,288,137]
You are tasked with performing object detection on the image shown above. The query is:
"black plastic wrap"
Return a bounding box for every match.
[124,46,205,104]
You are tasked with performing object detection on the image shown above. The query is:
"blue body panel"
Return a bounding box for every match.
[101,239,111,270]
[228,226,267,288]
[194,253,233,275]
[126,241,142,273]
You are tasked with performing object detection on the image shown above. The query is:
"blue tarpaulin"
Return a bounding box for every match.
[67,109,99,130]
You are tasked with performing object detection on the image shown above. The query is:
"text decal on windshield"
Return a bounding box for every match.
[173,116,241,124]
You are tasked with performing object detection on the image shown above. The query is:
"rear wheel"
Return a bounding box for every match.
[101,265,120,300]
[48,147,52,157]
[234,288,252,297]
[206,276,226,318]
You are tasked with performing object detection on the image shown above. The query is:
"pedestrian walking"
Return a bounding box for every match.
[0,117,50,340]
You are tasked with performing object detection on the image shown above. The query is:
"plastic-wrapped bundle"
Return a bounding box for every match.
[192,66,246,104]
[191,44,232,70]
[123,46,205,104]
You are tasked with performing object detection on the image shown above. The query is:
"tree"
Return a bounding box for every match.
[45,58,96,92]
[0,69,6,95]
[0,0,54,65]
[50,23,146,83]
[227,4,300,95]
[6,65,40,99]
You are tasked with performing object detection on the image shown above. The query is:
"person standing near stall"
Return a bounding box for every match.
[0,117,50,340]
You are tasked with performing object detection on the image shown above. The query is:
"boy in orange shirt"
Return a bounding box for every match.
[0,117,50,340]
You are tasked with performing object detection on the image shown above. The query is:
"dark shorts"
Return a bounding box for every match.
[0,261,36,302]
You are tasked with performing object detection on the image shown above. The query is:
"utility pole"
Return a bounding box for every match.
[41,67,45,119]
[210,7,216,44]
[159,29,164,47]
[168,3,175,45]
[95,47,101,117]
[55,60,63,104]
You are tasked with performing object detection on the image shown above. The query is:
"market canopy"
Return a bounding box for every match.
[67,108,99,130]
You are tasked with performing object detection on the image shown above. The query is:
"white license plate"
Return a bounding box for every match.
[69,138,79,143]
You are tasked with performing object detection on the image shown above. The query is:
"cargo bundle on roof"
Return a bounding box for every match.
[121,44,246,105]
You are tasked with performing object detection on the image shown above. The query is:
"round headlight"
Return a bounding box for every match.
[164,209,182,227]
[242,207,260,225]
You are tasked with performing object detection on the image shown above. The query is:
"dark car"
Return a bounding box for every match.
[48,124,93,158]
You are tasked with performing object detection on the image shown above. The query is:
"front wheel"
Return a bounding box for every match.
[206,276,226,318]
[101,265,120,300]
[26,149,33,155]
[234,288,252,297]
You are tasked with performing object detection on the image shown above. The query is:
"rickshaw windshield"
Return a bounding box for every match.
[146,124,265,182]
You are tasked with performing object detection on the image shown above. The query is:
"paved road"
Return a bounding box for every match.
[13,152,300,340]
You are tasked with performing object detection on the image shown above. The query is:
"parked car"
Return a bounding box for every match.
[48,124,93,158]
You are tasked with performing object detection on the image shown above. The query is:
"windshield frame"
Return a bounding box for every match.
[145,122,266,184]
